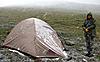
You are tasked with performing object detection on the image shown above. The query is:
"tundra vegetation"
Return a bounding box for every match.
[0,7,100,62]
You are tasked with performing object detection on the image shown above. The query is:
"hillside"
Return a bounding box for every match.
[0,8,100,62]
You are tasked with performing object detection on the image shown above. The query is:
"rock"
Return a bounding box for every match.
[65,40,75,46]
[0,23,15,29]
[0,59,10,62]
[77,37,82,41]
[77,46,86,51]
[82,58,88,62]
[0,54,5,60]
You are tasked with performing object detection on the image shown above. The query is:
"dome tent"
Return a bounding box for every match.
[3,18,68,58]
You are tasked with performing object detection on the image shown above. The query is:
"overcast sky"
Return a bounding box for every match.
[0,0,100,7]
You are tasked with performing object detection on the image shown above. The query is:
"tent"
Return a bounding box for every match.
[3,18,68,58]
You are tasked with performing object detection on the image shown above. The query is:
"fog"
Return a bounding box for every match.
[0,0,100,7]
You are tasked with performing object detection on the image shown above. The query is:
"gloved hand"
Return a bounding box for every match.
[85,28,89,32]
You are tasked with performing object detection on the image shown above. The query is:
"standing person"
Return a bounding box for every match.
[82,12,96,57]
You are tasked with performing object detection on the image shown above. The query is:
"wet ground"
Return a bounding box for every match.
[0,29,100,62]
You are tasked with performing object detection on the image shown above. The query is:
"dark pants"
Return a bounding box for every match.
[85,33,94,55]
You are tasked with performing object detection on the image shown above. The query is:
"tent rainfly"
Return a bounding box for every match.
[3,18,68,58]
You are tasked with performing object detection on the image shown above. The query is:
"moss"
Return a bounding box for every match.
[96,55,100,61]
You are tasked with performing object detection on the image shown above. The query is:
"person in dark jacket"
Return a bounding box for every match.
[82,12,96,57]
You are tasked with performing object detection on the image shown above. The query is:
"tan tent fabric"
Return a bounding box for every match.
[3,18,68,58]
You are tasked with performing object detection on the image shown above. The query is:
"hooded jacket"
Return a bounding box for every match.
[83,12,96,37]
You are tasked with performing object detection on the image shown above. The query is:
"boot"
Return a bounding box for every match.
[85,53,94,57]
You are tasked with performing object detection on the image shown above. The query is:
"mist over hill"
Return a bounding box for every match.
[0,1,100,15]
[37,2,100,13]
[1,2,100,14]
[53,2,100,11]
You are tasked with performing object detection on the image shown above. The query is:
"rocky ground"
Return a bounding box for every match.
[58,32,100,62]
[0,25,100,62]
[0,36,100,62]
